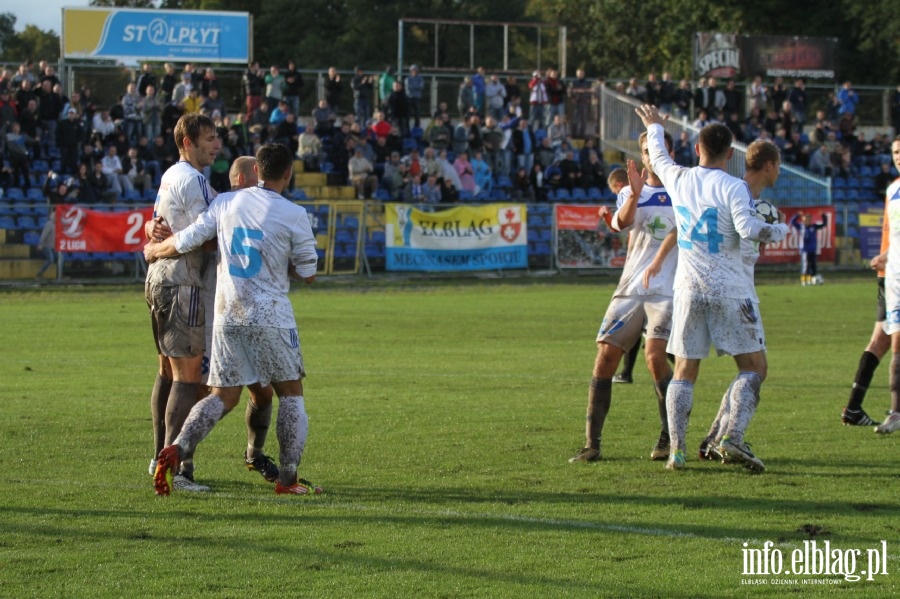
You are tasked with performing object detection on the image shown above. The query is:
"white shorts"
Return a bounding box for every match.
[883,276,900,335]
[596,294,673,350]
[667,291,766,359]
[208,325,305,388]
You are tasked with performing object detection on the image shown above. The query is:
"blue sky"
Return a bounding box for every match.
[13,2,96,35]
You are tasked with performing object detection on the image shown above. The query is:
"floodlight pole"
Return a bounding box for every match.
[397,20,404,77]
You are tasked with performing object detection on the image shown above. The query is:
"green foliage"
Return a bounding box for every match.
[0,21,60,63]
[0,277,897,597]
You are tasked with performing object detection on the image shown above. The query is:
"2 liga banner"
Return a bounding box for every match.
[54,205,153,253]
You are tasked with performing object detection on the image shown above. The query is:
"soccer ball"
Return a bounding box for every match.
[813,274,824,285]
[754,200,779,225]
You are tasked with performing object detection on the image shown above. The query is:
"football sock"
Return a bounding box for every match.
[166,381,202,477]
[620,342,640,379]
[847,351,880,410]
[890,354,900,413]
[276,395,308,487]
[724,372,762,445]
[666,380,694,453]
[653,374,672,433]
[585,377,612,450]
[706,382,734,444]
[173,394,226,456]
[165,381,201,445]
[245,398,273,460]
[150,374,172,456]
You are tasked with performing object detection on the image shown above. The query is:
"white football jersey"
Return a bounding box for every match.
[146,161,216,287]
[885,178,900,278]
[174,186,318,329]
[612,184,677,297]
[646,124,787,300]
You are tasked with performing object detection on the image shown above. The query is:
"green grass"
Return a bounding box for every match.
[0,275,897,598]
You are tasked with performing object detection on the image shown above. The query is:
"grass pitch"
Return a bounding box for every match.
[0,274,897,598]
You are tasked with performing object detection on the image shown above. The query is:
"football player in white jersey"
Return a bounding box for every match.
[570,130,678,463]
[144,113,220,492]
[695,140,783,459]
[634,105,789,472]
[145,149,281,488]
[873,136,900,434]
[147,143,322,496]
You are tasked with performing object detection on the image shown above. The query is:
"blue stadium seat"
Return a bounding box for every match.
[411,127,424,140]
[335,229,357,244]
[26,188,44,202]
[369,231,386,244]
[587,187,603,200]
[16,216,36,229]
[832,189,846,201]
[123,189,142,202]
[343,216,360,230]
[0,216,15,229]
[554,188,571,201]
[373,188,391,201]
[23,231,41,245]
[832,177,847,189]
[143,188,159,200]
[458,190,474,201]
[32,160,49,172]
[5,188,25,201]
[533,241,551,256]
[571,187,587,201]
[365,243,385,258]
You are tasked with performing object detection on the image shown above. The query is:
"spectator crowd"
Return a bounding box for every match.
[2,58,900,210]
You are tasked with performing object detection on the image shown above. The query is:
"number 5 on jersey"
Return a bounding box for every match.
[676,207,724,254]
[230,227,264,278]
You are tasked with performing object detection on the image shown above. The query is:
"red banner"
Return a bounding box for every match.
[759,206,836,265]
[55,205,154,252]
[554,203,628,268]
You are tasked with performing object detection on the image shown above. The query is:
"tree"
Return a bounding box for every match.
[0,12,16,55]
[0,23,60,63]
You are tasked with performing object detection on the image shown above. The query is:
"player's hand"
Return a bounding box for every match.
[626,159,644,197]
[634,104,668,127]
[642,261,661,289]
[145,216,172,242]
[870,254,887,271]
[143,241,159,263]
[597,205,610,219]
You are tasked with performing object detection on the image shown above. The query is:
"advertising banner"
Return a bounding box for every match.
[55,205,153,252]
[858,204,884,260]
[758,206,836,265]
[62,7,251,63]
[384,203,527,271]
[695,33,837,80]
[554,204,627,269]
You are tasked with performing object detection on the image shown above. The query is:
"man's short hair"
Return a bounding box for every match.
[638,130,674,152]
[698,123,733,161]
[745,140,780,172]
[607,167,628,190]
[173,113,216,152]
[255,143,294,181]
[229,156,257,188]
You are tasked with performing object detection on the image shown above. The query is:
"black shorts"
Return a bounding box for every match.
[877,277,886,322]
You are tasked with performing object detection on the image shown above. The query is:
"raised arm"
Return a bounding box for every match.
[643,228,677,289]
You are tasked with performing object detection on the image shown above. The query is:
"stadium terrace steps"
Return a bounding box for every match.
[0,254,55,279]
